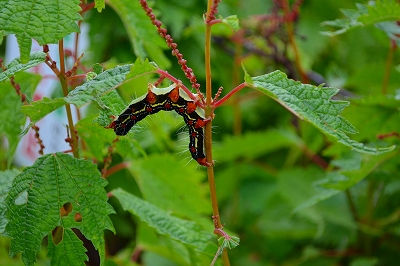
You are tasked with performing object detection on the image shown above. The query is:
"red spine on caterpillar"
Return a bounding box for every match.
[146,89,157,104]
[186,102,197,113]
[197,157,208,166]
[168,86,180,103]
[106,84,210,166]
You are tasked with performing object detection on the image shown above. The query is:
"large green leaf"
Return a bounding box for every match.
[341,94,400,141]
[321,0,400,41]
[136,221,217,265]
[75,115,116,161]
[257,187,319,239]
[129,154,210,219]
[246,70,395,154]
[112,188,214,252]
[213,128,300,162]
[65,59,157,107]
[0,169,20,235]
[0,72,41,165]
[47,229,88,266]
[20,97,67,123]
[278,167,356,229]
[3,153,115,266]
[293,150,397,213]
[0,0,81,62]
[107,0,170,69]
[0,52,46,82]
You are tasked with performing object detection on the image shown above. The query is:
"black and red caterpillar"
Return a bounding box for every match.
[106,84,208,166]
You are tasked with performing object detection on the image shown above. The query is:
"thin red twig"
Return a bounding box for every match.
[213,82,247,108]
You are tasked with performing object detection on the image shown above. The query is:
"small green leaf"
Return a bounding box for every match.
[4,153,115,266]
[126,58,158,79]
[112,188,214,252]
[93,89,126,126]
[75,115,116,161]
[247,70,395,154]
[20,97,67,123]
[321,0,400,40]
[66,59,157,107]
[0,52,46,82]
[0,169,20,235]
[92,63,104,74]
[86,72,97,81]
[293,151,397,212]
[0,72,41,165]
[221,15,240,31]
[47,229,88,265]
[218,236,240,250]
[94,0,105,12]
[0,0,82,62]
[107,0,170,69]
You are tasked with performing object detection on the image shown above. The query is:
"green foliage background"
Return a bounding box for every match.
[1,0,400,265]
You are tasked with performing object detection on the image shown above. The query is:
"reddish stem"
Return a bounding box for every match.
[157,69,205,108]
[207,19,222,26]
[80,1,95,13]
[214,228,231,240]
[103,162,132,179]
[213,82,247,108]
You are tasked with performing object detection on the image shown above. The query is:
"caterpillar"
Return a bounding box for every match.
[106,84,208,166]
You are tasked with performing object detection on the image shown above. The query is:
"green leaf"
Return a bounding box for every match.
[0,0,81,62]
[0,169,20,235]
[0,72,41,165]
[93,89,126,127]
[107,0,170,69]
[94,0,105,12]
[320,152,396,190]
[278,167,356,229]
[221,15,240,32]
[65,59,157,107]
[92,63,104,75]
[129,155,210,219]
[20,97,67,123]
[247,70,395,154]
[126,58,158,80]
[293,151,397,212]
[47,229,88,266]
[213,128,300,162]
[321,0,400,38]
[112,188,214,252]
[0,52,46,82]
[341,94,400,141]
[258,187,318,239]
[350,257,379,266]
[4,153,115,266]
[66,64,131,107]
[136,221,215,265]
[75,115,116,161]
[218,236,240,250]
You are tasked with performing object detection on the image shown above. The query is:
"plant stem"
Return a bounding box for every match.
[281,0,308,83]
[381,39,396,95]
[58,40,79,158]
[205,0,230,265]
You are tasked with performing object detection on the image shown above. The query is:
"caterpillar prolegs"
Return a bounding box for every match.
[106,84,208,166]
